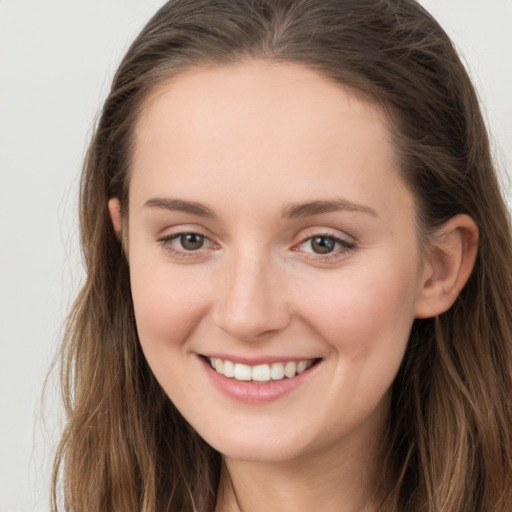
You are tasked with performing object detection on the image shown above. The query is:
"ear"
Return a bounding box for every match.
[108,198,123,240]
[415,214,478,318]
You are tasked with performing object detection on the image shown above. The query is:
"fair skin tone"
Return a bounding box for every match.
[109,61,477,512]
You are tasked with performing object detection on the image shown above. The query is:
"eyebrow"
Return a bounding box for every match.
[144,197,215,217]
[281,199,377,219]
[144,197,377,219]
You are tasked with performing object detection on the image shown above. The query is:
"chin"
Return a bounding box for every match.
[215,438,306,463]
[195,419,318,463]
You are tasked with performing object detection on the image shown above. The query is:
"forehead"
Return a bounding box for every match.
[130,60,410,219]
[135,60,387,151]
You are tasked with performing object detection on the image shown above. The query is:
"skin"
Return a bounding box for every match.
[109,60,478,512]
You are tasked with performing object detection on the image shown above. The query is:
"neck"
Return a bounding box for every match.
[215,427,388,512]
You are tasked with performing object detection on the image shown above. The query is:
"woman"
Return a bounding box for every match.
[51,0,512,510]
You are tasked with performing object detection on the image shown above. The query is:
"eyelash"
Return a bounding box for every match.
[157,231,356,262]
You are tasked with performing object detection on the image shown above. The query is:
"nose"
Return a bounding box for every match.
[212,251,292,342]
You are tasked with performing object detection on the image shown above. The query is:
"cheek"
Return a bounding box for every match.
[303,262,419,341]
[128,261,214,409]
[129,256,210,355]
[295,258,420,397]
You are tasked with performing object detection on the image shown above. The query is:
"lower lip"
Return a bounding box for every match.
[199,357,320,404]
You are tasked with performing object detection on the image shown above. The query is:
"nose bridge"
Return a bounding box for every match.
[213,245,291,341]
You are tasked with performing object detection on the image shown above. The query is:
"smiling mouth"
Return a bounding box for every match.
[205,356,320,383]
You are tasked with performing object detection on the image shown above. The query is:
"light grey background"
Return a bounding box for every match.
[0,1,511,511]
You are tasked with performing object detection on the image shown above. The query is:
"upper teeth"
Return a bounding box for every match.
[208,357,315,382]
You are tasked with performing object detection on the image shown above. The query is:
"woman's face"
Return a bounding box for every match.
[124,61,430,463]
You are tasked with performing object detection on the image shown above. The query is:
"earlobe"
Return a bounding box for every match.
[415,214,478,319]
[108,198,123,240]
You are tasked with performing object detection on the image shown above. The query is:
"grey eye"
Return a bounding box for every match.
[310,236,336,254]
[180,233,205,251]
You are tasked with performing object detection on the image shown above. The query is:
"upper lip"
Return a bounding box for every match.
[199,354,321,366]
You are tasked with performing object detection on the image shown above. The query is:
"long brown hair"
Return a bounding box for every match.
[52,0,512,510]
